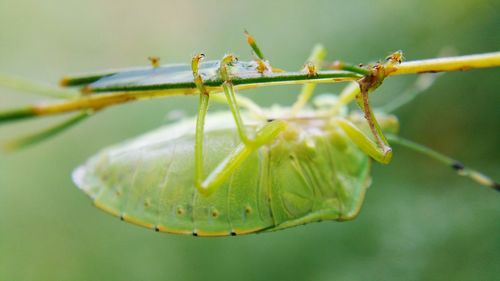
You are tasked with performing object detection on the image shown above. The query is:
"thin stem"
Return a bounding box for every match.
[0,71,360,123]
[389,51,500,75]
[3,111,92,151]
[0,74,78,99]
[1,52,499,125]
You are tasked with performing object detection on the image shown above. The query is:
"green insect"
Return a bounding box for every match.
[1,32,499,236]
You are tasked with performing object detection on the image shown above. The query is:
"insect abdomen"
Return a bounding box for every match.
[73,118,275,236]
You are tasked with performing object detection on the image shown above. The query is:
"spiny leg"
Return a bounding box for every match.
[386,134,499,191]
[290,44,327,115]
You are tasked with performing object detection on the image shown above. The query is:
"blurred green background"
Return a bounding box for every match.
[0,0,499,280]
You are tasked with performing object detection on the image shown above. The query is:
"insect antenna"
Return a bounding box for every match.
[386,134,499,191]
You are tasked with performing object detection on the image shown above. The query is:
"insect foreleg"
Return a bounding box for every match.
[356,85,392,161]
[290,44,327,116]
[323,79,393,164]
[333,118,392,164]
[198,119,287,196]
[354,52,404,163]
[386,134,500,191]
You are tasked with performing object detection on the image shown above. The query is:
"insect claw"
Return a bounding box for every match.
[147,56,160,68]
[386,50,404,64]
[191,53,209,96]
[222,54,237,65]
[255,59,270,74]
[303,62,318,77]
[219,54,238,81]
[384,51,404,75]
[191,53,206,76]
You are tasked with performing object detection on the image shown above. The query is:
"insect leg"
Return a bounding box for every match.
[356,66,392,162]
[290,44,327,115]
[386,134,499,191]
[191,54,211,187]
[197,119,287,195]
[333,117,392,164]
[219,54,263,147]
[265,209,340,232]
[353,53,404,163]
[210,93,265,120]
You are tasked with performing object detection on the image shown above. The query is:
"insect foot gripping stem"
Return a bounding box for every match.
[192,53,209,96]
[218,54,262,148]
[355,51,404,164]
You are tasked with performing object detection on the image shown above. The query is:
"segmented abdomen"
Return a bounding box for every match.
[73,118,275,236]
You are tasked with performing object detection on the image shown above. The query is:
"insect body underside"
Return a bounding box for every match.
[73,112,372,236]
